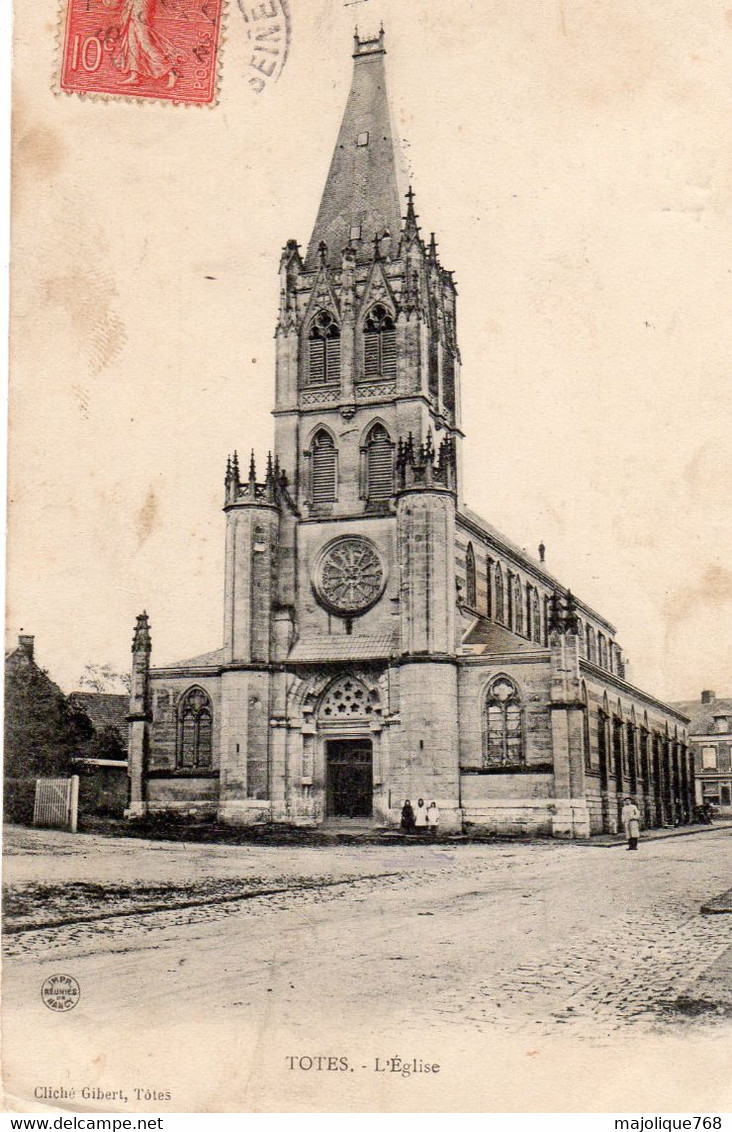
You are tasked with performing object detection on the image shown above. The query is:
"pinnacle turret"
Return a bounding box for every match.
[402,185,421,244]
[131,611,151,654]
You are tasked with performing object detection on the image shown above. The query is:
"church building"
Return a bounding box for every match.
[127,30,693,837]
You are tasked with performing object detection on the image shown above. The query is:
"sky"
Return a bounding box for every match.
[8,0,732,701]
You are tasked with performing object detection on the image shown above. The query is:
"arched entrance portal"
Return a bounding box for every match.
[317,675,376,821]
[326,739,373,817]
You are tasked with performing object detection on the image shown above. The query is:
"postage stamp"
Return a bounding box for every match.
[59,0,224,106]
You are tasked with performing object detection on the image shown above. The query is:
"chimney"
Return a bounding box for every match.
[18,634,35,661]
[701,690,715,704]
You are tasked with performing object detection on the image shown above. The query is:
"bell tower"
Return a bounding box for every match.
[273,28,463,520]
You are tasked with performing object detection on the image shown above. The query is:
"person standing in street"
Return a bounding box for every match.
[414,798,428,835]
[621,796,640,850]
[426,800,440,840]
[400,799,415,834]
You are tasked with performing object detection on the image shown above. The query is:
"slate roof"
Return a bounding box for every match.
[68,692,128,734]
[152,647,226,671]
[669,696,732,735]
[459,506,617,634]
[462,618,545,656]
[288,631,398,663]
[304,33,404,270]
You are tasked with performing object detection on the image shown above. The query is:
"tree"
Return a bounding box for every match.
[77,664,131,695]
[4,663,94,779]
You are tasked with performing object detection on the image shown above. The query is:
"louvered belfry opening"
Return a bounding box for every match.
[428,336,439,397]
[308,311,341,385]
[311,429,337,503]
[365,423,394,502]
[363,304,396,379]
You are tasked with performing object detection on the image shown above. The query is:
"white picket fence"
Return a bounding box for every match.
[33,776,79,832]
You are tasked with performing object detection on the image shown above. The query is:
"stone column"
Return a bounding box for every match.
[548,619,590,838]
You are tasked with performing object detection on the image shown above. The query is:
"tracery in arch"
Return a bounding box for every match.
[318,675,374,721]
[177,686,213,769]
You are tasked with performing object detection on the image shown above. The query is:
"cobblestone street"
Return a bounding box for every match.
[3,826,731,1112]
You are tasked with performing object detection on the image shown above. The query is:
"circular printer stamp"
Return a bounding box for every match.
[41,974,81,1012]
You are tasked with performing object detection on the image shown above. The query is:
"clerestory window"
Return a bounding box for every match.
[494,563,505,625]
[465,543,477,609]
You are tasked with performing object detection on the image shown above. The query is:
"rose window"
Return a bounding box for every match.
[314,536,386,617]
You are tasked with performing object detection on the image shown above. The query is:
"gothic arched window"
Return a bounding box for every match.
[586,624,596,664]
[513,576,524,635]
[581,681,592,769]
[484,676,524,768]
[465,543,476,609]
[177,687,213,769]
[364,423,394,503]
[598,632,607,669]
[494,564,505,625]
[308,311,341,386]
[310,429,337,503]
[363,304,396,379]
[576,618,585,656]
[531,588,541,644]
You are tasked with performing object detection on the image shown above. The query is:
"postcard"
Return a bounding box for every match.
[4,0,731,1115]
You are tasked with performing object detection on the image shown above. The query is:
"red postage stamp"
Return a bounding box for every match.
[59,0,224,105]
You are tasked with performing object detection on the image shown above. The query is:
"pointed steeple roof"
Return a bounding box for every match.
[304,29,403,270]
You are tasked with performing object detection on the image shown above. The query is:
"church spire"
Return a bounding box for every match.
[304,28,403,270]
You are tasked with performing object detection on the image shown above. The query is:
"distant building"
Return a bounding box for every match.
[126,30,693,838]
[67,691,129,816]
[4,635,129,819]
[5,634,50,680]
[670,692,732,813]
[67,691,128,754]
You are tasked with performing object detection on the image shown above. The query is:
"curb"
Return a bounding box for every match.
[573,822,732,849]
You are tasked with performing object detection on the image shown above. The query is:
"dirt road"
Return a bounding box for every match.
[3,827,731,1112]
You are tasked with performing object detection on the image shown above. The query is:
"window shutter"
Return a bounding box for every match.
[309,337,325,384]
[364,330,379,377]
[367,437,393,500]
[443,349,455,408]
[428,337,439,395]
[325,336,341,382]
[312,437,337,502]
[381,329,397,377]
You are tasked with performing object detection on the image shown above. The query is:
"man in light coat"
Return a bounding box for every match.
[621,797,641,851]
